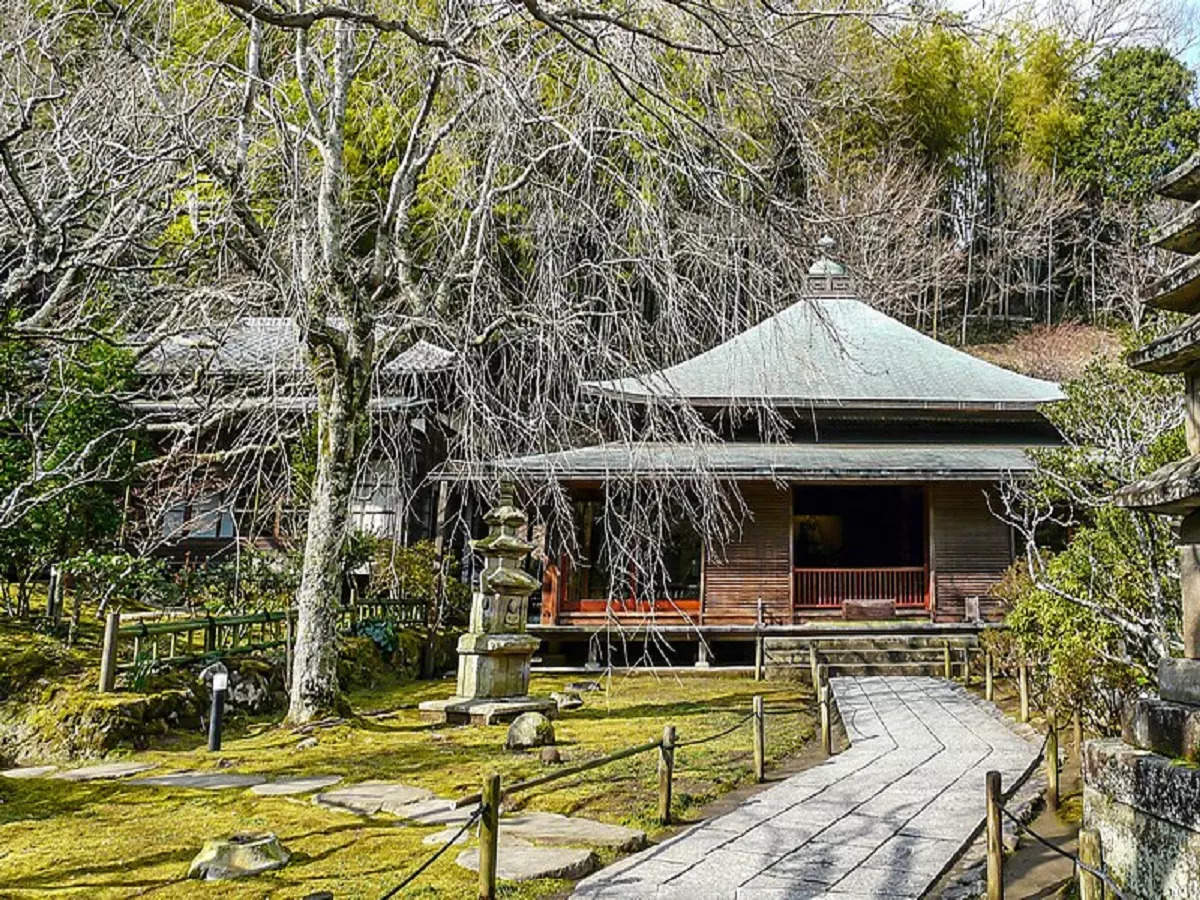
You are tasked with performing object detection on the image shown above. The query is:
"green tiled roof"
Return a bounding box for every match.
[586,296,1063,410]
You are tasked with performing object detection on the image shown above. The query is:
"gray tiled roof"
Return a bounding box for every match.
[467,441,1040,480]
[140,317,454,377]
[586,296,1064,409]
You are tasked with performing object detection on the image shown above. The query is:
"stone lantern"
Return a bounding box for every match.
[420,483,556,725]
[1083,144,1200,897]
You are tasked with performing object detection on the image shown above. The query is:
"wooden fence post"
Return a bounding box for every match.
[1018,660,1030,723]
[753,695,765,783]
[1046,710,1059,810]
[1078,827,1103,900]
[658,725,675,826]
[284,611,295,692]
[986,770,1003,900]
[1073,708,1083,762]
[479,773,500,900]
[985,652,994,702]
[819,682,831,757]
[98,611,120,693]
[809,644,819,689]
[755,599,764,682]
[943,641,952,679]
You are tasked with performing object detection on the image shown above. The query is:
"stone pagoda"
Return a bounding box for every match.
[419,484,556,725]
[1085,146,1200,897]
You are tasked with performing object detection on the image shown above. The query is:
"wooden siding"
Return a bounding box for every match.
[931,483,1013,621]
[703,483,792,623]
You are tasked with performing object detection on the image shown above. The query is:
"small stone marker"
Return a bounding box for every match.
[129,771,267,790]
[551,691,584,711]
[188,832,289,880]
[312,781,433,816]
[51,762,157,781]
[506,712,555,750]
[295,737,318,751]
[456,844,596,882]
[540,747,562,766]
[1,766,58,779]
[250,775,343,797]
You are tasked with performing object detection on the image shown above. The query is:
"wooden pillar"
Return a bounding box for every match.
[658,725,675,825]
[943,641,952,679]
[1073,708,1083,762]
[808,644,819,689]
[819,680,831,757]
[986,770,1003,900]
[985,652,994,702]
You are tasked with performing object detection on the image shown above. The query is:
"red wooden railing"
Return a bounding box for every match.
[794,566,927,610]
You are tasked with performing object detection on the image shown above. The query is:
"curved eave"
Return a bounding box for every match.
[1155,151,1200,202]
[1115,455,1200,515]
[441,442,1044,483]
[1150,200,1200,255]
[1127,315,1200,374]
[584,383,1064,412]
[1144,253,1200,313]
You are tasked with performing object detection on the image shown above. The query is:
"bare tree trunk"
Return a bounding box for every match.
[288,343,370,722]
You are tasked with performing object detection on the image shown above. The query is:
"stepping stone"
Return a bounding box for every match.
[383,797,478,825]
[51,762,157,781]
[249,775,343,796]
[426,812,645,852]
[129,771,267,790]
[312,781,433,816]
[1,766,58,779]
[456,843,596,881]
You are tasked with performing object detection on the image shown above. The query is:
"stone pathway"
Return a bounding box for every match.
[572,676,1040,899]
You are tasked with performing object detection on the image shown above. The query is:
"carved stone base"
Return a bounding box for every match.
[1124,696,1200,762]
[1160,657,1200,706]
[1083,738,1200,898]
[418,696,558,726]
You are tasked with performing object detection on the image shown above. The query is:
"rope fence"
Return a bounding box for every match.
[393,681,833,899]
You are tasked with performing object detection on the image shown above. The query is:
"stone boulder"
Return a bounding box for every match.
[188,832,289,880]
[506,712,555,751]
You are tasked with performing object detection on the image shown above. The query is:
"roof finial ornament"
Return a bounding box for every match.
[808,234,847,277]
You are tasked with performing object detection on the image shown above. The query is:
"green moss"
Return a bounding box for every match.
[0,674,814,897]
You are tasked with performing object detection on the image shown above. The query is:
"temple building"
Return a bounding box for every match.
[496,250,1064,642]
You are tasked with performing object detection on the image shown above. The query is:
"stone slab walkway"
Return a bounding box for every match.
[572,676,1040,899]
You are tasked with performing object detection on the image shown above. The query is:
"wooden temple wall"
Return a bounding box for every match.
[930,482,1013,622]
[702,483,792,623]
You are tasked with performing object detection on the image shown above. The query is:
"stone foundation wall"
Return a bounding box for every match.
[1083,738,1200,899]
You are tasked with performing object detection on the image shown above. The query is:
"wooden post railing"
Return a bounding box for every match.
[659,725,675,825]
[98,611,120,693]
[986,770,1003,899]
[479,773,500,900]
[985,651,994,702]
[753,695,765,783]
[1078,828,1103,900]
[1046,710,1059,810]
[1019,660,1030,723]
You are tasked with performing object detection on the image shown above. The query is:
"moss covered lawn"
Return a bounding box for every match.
[0,673,815,898]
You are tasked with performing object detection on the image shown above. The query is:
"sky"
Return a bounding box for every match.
[943,0,1200,74]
